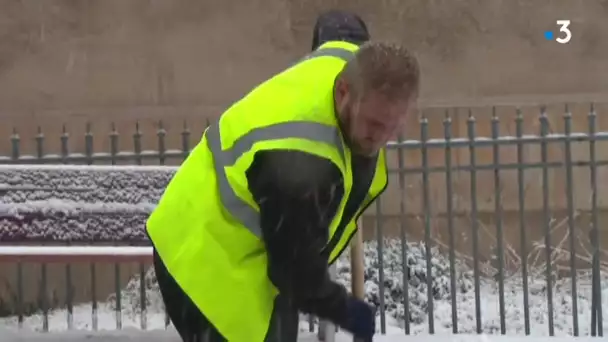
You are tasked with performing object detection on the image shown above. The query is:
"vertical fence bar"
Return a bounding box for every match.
[109,124,122,330]
[396,132,410,335]
[491,109,506,334]
[66,252,74,330]
[182,120,191,160]
[351,219,366,342]
[11,128,20,161]
[85,122,94,165]
[33,118,49,332]
[539,108,555,336]
[324,264,338,342]
[40,263,49,332]
[562,106,579,336]
[34,127,44,330]
[61,125,72,331]
[35,126,44,160]
[16,260,23,328]
[60,125,69,163]
[139,123,153,330]
[114,262,122,330]
[467,111,482,333]
[110,123,118,166]
[376,195,386,334]
[9,128,22,327]
[157,121,171,329]
[139,263,147,330]
[443,111,458,333]
[515,109,531,335]
[91,256,98,331]
[308,312,315,333]
[588,106,603,336]
[85,122,98,330]
[134,122,143,166]
[317,320,326,341]
[158,121,166,165]
[420,114,434,334]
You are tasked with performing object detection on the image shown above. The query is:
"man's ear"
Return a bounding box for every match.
[335,77,350,102]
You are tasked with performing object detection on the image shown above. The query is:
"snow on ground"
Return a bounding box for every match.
[1,240,606,339]
[0,326,605,342]
[344,240,608,336]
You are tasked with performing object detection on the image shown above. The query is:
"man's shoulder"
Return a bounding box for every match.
[255,149,342,190]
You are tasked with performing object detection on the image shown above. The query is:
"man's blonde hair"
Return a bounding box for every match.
[341,41,420,101]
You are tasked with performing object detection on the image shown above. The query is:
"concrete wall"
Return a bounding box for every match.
[1,0,608,315]
[1,0,608,157]
[0,0,607,122]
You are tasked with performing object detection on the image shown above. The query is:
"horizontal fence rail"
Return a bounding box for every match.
[0,246,153,263]
[0,104,606,337]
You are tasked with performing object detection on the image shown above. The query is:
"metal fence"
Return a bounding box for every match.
[0,105,606,337]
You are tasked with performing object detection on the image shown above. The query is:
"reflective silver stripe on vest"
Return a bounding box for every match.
[221,121,345,166]
[205,47,353,238]
[207,122,344,238]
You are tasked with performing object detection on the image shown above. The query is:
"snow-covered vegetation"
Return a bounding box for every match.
[0,166,170,242]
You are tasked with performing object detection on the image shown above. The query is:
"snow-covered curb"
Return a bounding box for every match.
[1,327,605,342]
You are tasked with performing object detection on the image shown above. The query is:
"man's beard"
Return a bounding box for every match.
[337,96,376,156]
[337,101,359,152]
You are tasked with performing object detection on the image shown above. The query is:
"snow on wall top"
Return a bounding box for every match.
[0,166,176,242]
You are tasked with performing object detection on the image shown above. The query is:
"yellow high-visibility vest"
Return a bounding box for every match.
[146,40,388,342]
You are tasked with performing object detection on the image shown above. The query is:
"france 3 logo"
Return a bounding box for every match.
[544,20,571,44]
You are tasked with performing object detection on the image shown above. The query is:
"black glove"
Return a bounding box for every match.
[337,296,376,341]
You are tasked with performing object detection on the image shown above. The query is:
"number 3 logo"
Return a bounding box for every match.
[556,20,571,44]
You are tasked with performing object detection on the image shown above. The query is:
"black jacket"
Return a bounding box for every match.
[246,149,377,324]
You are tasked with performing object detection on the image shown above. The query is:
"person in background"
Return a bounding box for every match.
[147,10,419,342]
[311,10,370,50]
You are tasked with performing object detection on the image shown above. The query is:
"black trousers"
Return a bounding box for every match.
[153,248,300,342]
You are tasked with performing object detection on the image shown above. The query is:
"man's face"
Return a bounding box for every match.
[337,84,415,157]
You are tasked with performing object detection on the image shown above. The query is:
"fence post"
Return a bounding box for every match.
[318,220,365,342]
[317,263,338,342]
[351,219,365,342]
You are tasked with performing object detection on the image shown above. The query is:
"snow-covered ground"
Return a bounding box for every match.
[0,327,605,342]
[1,240,606,339]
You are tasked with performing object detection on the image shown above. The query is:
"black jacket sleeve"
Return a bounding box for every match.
[246,149,349,323]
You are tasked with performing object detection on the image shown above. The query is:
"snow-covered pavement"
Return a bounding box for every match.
[1,327,605,342]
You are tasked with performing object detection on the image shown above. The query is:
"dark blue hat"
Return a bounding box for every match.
[312,10,370,51]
